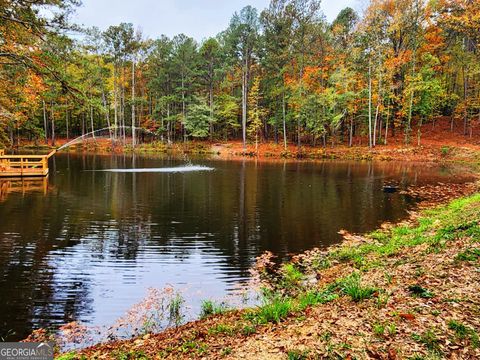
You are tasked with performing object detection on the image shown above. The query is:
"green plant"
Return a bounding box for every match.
[408,285,434,298]
[412,329,441,354]
[373,323,385,337]
[448,320,479,348]
[179,340,208,355]
[387,323,397,336]
[339,273,377,301]
[241,325,256,336]
[311,256,331,271]
[221,347,232,356]
[440,146,450,157]
[296,289,338,311]
[56,354,78,360]
[384,272,393,284]
[414,267,426,277]
[281,263,304,287]
[200,300,228,319]
[168,292,184,326]
[113,350,149,360]
[287,349,309,360]
[320,331,332,342]
[208,324,234,336]
[455,248,480,262]
[448,320,469,338]
[376,292,390,308]
[244,297,292,324]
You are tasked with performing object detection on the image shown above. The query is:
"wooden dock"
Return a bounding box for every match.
[0,150,56,177]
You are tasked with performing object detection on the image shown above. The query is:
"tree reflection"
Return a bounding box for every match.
[0,154,470,341]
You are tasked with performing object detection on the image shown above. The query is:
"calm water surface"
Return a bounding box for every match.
[0,153,470,340]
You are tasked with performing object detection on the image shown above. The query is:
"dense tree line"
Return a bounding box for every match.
[0,0,479,149]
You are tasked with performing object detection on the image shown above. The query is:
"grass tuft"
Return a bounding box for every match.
[200,300,228,319]
[244,297,292,324]
[338,273,377,301]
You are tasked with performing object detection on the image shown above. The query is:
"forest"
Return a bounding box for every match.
[0,0,479,150]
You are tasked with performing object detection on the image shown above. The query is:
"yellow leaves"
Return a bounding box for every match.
[437,0,480,43]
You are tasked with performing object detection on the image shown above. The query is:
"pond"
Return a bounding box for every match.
[0,153,470,341]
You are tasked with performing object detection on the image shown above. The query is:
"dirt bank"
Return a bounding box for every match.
[45,181,480,360]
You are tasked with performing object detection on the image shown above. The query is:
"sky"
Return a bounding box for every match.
[72,0,358,41]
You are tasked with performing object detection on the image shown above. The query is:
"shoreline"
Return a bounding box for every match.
[26,177,479,359]
[12,139,480,167]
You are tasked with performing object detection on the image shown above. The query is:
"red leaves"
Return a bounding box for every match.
[399,313,416,321]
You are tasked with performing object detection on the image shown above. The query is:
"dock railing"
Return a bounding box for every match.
[0,150,55,177]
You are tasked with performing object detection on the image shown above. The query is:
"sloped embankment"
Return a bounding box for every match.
[63,192,480,359]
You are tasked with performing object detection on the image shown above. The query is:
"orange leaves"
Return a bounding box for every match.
[399,313,416,321]
[302,66,322,90]
[24,71,46,103]
[420,26,445,64]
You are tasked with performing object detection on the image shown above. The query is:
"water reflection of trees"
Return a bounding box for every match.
[0,154,466,340]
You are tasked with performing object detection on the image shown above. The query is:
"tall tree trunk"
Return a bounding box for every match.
[242,63,247,150]
[102,90,112,141]
[209,82,214,141]
[182,72,186,142]
[131,59,136,147]
[51,102,55,147]
[368,62,372,148]
[82,112,85,139]
[417,116,423,146]
[66,107,69,140]
[349,116,353,147]
[43,100,48,145]
[406,49,417,145]
[463,66,468,135]
[113,65,118,139]
[90,102,95,140]
[167,103,171,144]
[385,97,390,145]
[121,64,126,142]
[373,64,382,147]
[282,92,287,150]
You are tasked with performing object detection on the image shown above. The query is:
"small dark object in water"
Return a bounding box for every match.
[383,185,398,193]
